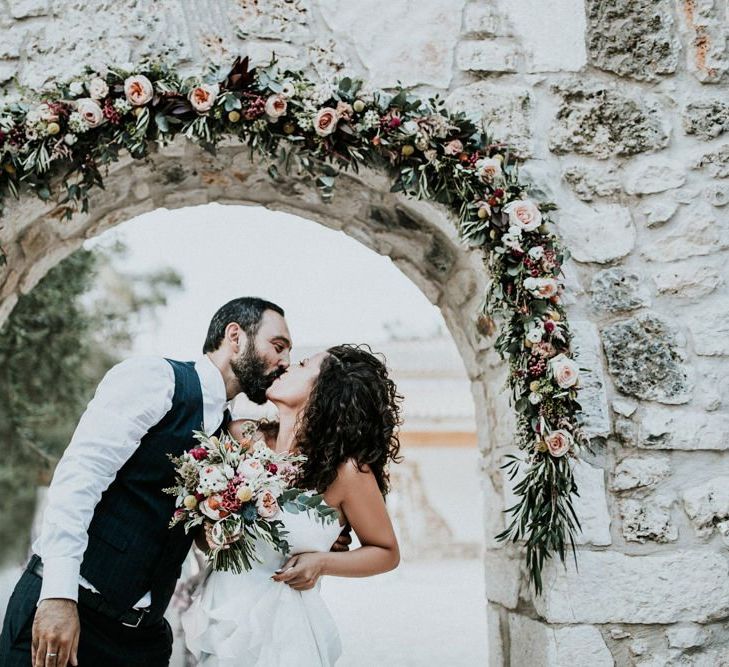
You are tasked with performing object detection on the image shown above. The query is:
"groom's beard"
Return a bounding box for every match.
[231,342,282,404]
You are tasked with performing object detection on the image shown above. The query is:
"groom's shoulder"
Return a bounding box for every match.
[103,355,176,382]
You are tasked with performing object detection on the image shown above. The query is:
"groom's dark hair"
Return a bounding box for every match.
[203,297,285,353]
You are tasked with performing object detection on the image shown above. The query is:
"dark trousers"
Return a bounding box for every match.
[0,566,173,667]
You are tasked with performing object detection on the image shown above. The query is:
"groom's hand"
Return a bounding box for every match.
[32,598,80,667]
[330,525,352,553]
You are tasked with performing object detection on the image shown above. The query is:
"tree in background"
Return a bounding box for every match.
[0,244,182,564]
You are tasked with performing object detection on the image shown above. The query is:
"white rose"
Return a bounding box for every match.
[76,98,105,128]
[88,77,109,100]
[69,81,84,96]
[237,459,265,479]
[63,133,78,146]
[280,81,296,98]
[264,93,287,121]
[528,392,542,405]
[528,245,545,260]
[402,120,419,135]
[475,157,502,182]
[124,74,154,106]
[526,327,543,343]
[549,353,580,389]
[189,83,219,113]
[505,199,542,232]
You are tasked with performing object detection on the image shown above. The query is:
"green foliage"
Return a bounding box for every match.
[0,245,182,564]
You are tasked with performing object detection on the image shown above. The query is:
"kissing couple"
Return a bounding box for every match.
[0,297,403,666]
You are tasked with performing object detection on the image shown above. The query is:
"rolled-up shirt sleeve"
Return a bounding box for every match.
[34,356,174,603]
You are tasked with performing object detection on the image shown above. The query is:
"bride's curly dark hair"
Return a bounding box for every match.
[291,344,404,497]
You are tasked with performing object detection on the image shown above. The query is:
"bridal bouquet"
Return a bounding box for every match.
[164,421,339,573]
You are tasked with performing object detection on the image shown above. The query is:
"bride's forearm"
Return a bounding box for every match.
[320,545,399,578]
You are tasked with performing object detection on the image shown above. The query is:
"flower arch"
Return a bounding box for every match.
[0,56,589,593]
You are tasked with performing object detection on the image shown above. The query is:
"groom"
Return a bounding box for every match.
[0,297,352,667]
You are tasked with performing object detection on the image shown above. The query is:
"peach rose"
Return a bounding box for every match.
[76,98,104,128]
[189,83,219,113]
[256,489,280,519]
[199,494,225,520]
[88,77,109,101]
[504,199,542,232]
[549,353,580,389]
[264,93,287,121]
[314,107,338,137]
[544,429,573,457]
[336,101,353,121]
[475,157,502,182]
[124,74,154,106]
[444,139,464,156]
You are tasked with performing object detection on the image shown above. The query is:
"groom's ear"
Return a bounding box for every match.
[224,322,246,353]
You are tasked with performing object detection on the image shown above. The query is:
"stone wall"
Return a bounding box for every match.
[2,1,729,665]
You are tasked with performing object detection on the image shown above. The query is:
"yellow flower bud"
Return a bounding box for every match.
[227,110,241,123]
[477,206,489,219]
[401,144,415,157]
[493,153,504,162]
[183,495,198,510]
[236,486,253,502]
[47,122,61,136]
[133,106,145,118]
[353,99,365,113]
[283,121,296,134]
[549,310,561,321]
[536,440,548,453]
[529,381,541,392]
[524,339,533,348]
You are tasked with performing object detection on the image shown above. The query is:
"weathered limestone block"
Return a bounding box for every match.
[533,550,729,623]
[556,202,635,263]
[623,160,686,195]
[666,624,710,649]
[619,496,678,543]
[620,406,729,451]
[688,303,729,356]
[9,0,48,19]
[569,320,610,437]
[610,456,671,492]
[456,40,518,73]
[509,614,614,666]
[446,83,533,156]
[549,82,670,158]
[680,0,729,83]
[637,198,679,228]
[585,0,679,80]
[590,267,651,314]
[462,3,502,36]
[641,208,729,262]
[683,100,729,140]
[314,0,467,88]
[562,164,622,201]
[601,313,691,404]
[704,183,729,207]
[483,550,521,609]
[682,476,729,538]
[651,263,722,299]
[694,144,729,179]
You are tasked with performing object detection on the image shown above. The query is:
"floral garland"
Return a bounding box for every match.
[0,56,589,593]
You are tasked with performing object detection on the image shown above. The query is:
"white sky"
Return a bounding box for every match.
[85,203,445,359]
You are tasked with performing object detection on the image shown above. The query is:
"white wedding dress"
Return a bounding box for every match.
[181,491,345,666]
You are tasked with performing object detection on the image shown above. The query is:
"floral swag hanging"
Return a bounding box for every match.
[0,56,591,593]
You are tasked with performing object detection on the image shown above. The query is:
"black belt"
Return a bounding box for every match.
[27,555,155,629]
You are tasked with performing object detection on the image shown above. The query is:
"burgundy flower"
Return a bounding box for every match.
[189,447,207,461]
[266,463,278,474]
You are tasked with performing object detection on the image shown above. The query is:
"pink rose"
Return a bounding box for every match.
[264,93,287,121]
[124,74,154,106]
[444,139,464,156]
[256,489,280,519]
[544,429,573,457]
[189,84,219,113]
[505,199,542,232]
[76,98,104,128]
[549,353,580,388]
[314,107,338,137]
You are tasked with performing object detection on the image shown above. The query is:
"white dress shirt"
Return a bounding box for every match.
[32,355,228,607]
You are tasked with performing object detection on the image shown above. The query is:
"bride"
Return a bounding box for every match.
[181,344,403,666]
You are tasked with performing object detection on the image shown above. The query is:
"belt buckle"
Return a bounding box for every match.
[121,607,149,628]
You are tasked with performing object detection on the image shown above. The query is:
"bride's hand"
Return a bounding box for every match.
[271,553,325,591]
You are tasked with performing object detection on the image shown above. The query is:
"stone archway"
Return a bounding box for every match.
[3,1,729,665]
